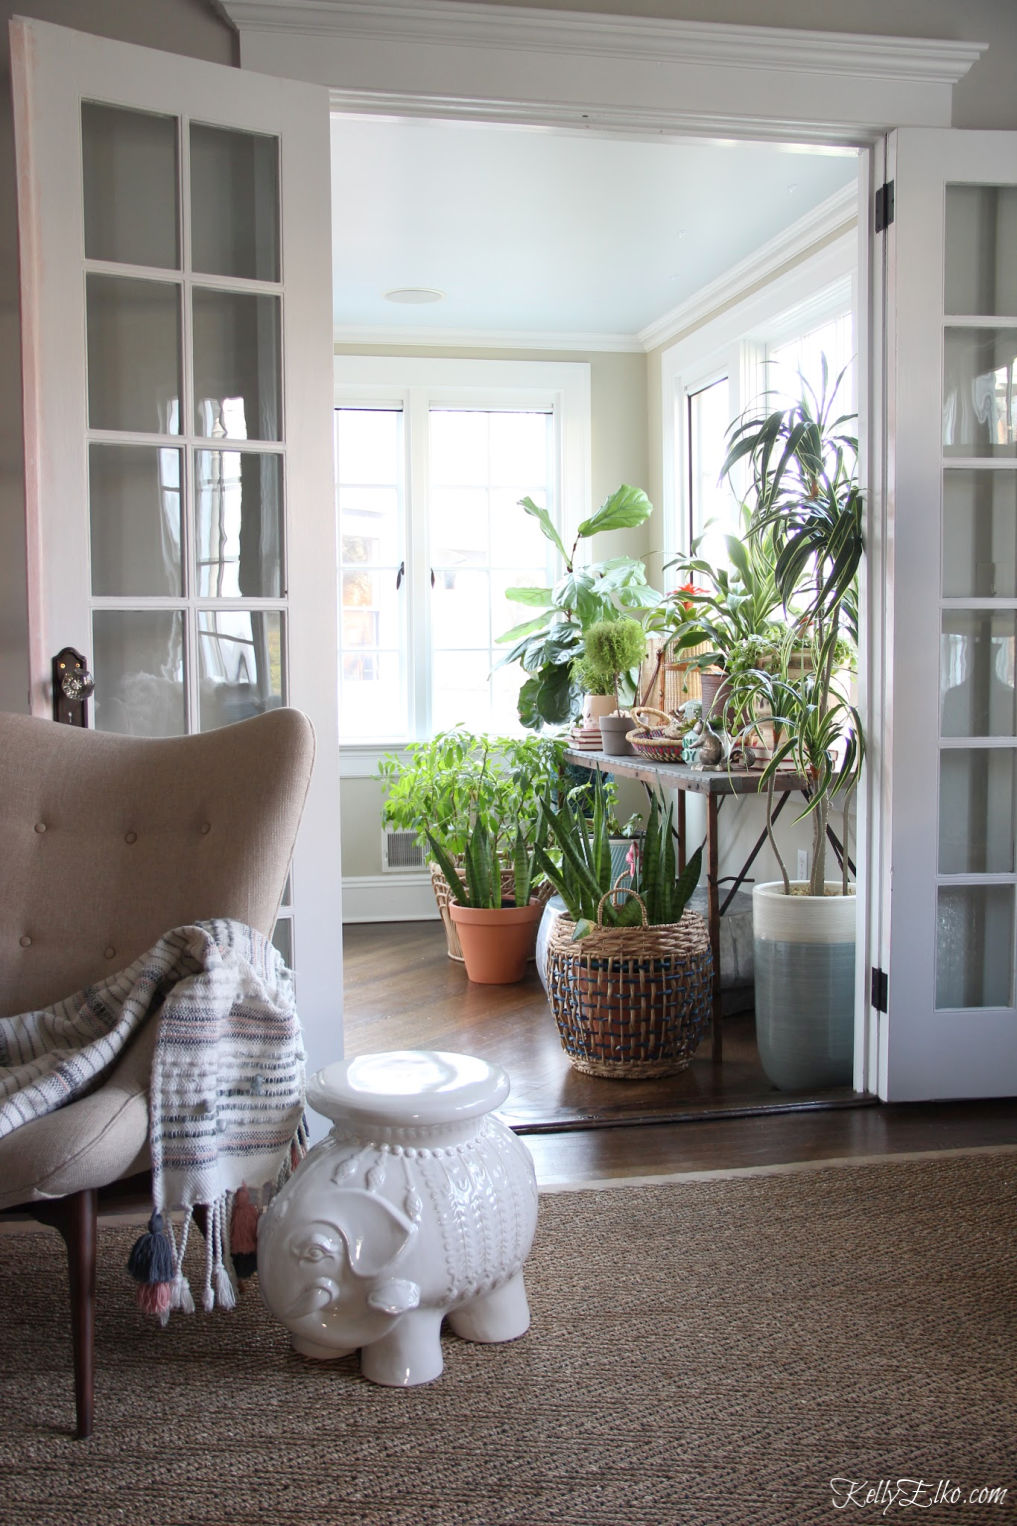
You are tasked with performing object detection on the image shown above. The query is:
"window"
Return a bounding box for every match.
[334,357,590,748]
[660,222,857,568]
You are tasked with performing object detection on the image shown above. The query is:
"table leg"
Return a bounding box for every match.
[707,794,722,1064]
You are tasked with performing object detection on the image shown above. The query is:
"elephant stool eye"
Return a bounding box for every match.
[293,1229,342,1265]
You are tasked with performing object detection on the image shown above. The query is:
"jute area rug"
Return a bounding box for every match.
[0,1151,1014,1526]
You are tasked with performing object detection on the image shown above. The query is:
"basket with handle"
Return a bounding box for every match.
[544,885,712,1078]
[626,706,693,764]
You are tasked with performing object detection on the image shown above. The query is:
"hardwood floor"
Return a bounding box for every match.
[343,921,1017,1185]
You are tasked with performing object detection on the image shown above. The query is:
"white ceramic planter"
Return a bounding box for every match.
[752,882,856,1091]
[257,1050,538,1387]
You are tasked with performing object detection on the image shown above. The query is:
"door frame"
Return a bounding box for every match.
[227,3,985,1099]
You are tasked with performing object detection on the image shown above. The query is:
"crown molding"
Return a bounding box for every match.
[223,1,984,88]
[332,323,642,353]
[638,182,858,353]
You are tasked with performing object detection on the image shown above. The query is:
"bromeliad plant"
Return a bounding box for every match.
[534,774,702,939]
[497,485,661,729]
[720,358,864,896]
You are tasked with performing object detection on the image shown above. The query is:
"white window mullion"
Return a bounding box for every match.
[407,386,432,738]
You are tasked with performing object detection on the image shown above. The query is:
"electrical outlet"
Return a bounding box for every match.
[796,849,810,882]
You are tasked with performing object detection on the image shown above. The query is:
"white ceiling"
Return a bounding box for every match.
[330,114,858,346]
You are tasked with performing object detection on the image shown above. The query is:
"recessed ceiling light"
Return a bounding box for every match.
[384,287,445,305]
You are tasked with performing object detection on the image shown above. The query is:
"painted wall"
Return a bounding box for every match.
[337,342,650,883]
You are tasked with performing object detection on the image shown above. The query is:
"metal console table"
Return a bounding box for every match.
[563,747,810,1065]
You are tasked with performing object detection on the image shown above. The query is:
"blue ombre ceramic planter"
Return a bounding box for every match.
[752,882,857,1091]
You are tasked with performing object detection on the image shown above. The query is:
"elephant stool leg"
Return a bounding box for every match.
[33,1188,98,1439]
[448,1272,531,1345]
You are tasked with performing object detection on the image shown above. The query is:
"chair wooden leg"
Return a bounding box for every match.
[31,1188,98,1439]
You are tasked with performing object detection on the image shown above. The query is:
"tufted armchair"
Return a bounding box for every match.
[0,707,315,1437]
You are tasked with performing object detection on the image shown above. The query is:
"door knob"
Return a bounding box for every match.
[52,647,94,727]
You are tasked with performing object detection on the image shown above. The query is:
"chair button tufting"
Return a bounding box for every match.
[19,935,32,948]
[104,945,116,960]
[124,830,137,845]
[34,821,46,834]
[200,822,212,835]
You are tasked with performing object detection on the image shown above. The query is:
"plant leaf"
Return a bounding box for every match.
[577,484,653,539]
[519,496,569,562]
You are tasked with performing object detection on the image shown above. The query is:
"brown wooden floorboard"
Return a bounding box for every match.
[343,921,1017,1184]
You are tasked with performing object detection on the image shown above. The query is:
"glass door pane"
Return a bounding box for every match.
[81,100,285,740]
[82,102,179,269]
[937,174,1017,1013]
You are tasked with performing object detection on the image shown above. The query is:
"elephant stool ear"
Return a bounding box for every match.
[332,1189,417,1277]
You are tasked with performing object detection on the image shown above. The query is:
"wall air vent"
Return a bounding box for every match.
[382,830,427,873]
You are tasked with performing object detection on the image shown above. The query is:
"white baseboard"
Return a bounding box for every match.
[342,873,439,924]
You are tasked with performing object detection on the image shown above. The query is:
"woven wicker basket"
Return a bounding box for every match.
[626,706,693,765]
[544,888,713,1078]
[431,861,555,963]
[639,637,709,711]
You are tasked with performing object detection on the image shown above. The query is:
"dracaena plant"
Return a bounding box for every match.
[496,485,661,729]
[720,358,864,896]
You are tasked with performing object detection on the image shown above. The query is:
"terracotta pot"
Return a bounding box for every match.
[582,693,617,725]
[699,671,732,727]
[449,899,544,984]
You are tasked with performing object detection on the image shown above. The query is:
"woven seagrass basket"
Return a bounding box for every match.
[430,861,555,963]
[545,888,713,1079]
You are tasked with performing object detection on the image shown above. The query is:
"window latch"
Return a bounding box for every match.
[395,560,405,590]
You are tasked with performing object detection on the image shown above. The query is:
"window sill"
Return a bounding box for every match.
[340,742,409,779]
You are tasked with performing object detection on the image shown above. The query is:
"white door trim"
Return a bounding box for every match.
[224,0,982,142]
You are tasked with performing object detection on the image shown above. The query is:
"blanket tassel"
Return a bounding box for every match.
[230,1184,260,1280]
[127,1211,175,1323]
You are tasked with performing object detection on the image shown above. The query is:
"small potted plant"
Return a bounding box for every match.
[376,729,564,959]
[532,775,711,1078]
[572,616,646,753]
[720,358,864,1091]
[425,818,543,984]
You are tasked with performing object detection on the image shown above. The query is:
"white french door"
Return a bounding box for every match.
[11,18,343,1091]
[880,128,1017,1099]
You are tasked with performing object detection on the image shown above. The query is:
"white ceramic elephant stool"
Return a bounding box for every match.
[257,1050,539,1387]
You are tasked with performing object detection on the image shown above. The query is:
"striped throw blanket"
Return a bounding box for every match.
[0,920,305,1319]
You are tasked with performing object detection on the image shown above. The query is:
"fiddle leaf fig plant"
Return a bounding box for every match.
[497,485,660,729]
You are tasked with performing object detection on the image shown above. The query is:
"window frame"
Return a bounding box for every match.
[660,231,857,566]
[334,355,591,773]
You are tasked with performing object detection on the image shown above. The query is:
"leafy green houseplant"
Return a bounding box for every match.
[534,774,702,938]
[533,774,713,1079]
[720,359,864,1093]
[721,359,863,899]
[573,617,647,713]
[377,728,564,860]
[497,485,660,729]
[424,817,543,984]
[376,728,564,961]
